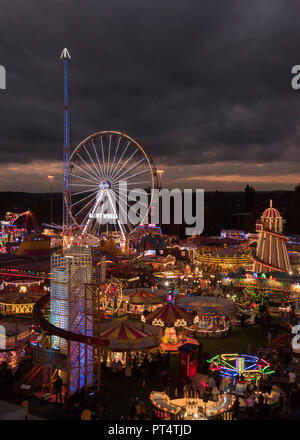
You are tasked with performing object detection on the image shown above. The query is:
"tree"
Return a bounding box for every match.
[244,185,256,210]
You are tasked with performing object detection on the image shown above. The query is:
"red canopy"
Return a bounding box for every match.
[100,322,150,340]
[145,303,194,327]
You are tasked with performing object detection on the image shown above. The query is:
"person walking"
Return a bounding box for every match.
[53,374,63,404]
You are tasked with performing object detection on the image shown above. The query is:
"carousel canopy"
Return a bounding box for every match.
[0,290,45,305]
[127,291,166,305]
[145,303,195,327]
[99,320,161,351]
[100,322,151,340]
[194,246,252,265]
[188,297,238,317]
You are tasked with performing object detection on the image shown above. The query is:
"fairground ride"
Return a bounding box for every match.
[0,210,40,252]
[68,130,158,242]
[60,51,158,249]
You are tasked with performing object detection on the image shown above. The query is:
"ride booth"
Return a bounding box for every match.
[178,343,198,380]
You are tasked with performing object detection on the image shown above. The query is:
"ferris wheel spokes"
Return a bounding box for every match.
[72,160,101,183]
[83,143,105,182]
[82,195,102,235]
[75,150,102,182]
[100,135,107,178]
[110,140,131,180]
[69,131,157,239]
[107,190,126,240]
[115,159,147,183]
[107,133,112,179]
[108,135,121,179]
[110,147,139,182]
[92,138,106,182]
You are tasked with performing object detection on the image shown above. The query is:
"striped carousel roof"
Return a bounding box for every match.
[100,322,151,340]
[145,303,194,326]
[127,291,165,305]
[98,320,162,351]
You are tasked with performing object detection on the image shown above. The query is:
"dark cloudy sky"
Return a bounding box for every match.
[0,0,300,192]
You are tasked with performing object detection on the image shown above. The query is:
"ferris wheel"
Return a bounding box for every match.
[69,131,158,239]
[96,278,123,315]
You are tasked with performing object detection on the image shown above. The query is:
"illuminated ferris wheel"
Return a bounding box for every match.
[69,131,158,240]
[96,278,123,314]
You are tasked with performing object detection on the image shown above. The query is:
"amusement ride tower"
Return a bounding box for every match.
[48,50,95,395]
[60,48,72,235]
[252,200,291,273]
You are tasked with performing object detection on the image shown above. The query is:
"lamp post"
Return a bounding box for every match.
[48,175,54,225]
[157,169,164,189]
[156,169,164,230]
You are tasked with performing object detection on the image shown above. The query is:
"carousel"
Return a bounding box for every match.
[0,278,46,315]
[193,246,253,272]
[206,353,281,410]
[122,289,167,314]
[142,302,198,351]
[98,319,162,370]
[153,270,183,290]
[183,297,238,337]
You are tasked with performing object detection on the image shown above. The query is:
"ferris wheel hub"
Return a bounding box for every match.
[99,180,111,190]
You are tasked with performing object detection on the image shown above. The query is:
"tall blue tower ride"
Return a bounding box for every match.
[60,48,71,233]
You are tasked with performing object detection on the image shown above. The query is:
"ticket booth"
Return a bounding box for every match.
[179,343,198,379]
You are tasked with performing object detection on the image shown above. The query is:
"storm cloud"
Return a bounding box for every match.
[0,0,300,191]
